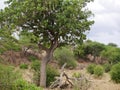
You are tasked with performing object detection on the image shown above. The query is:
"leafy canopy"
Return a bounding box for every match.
[0,0,94,49]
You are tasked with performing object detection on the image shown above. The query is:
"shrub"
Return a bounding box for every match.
[103,63,111,72]
[13,79,43,90]
[31,60,40,71]
[73,45,85,58]
[54,47,77,69]
[0,64,20,90]
[94,65,104,77]
[87,64,96,74]
[46,65,59,86]
[4,41,21,51]
[101,47,120,65]
[0,46,6,54]
[28,56,38,61]
[110,63,120,83]
[20,63,28,69]
[72,72,81,78]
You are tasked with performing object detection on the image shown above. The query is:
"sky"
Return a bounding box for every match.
[87,0,120,47]
[0,0,120,46]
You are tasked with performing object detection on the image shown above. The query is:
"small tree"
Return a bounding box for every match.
[0,0,94,87]
[108,43,117,47]
[54,46,77,68]
[84,41,105,61]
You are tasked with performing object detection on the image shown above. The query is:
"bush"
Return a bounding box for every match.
[101,46,120,65]
[4,41,21,51]
[87,64,96,74]
[28,56,38,61]
[13,79,42,90]
[0,46,6,54]
[103,63,111,72]
[73,45,85,58]
[54,47,77,69]
[31,60,40,71]
[94,65,104,77]
[0,64,20,90]
[72,72,81,78]
[20,63,28,69]
[31,62,59,87]
[110,63,120,83]
[0,64,42,90]
[46,65,59,86]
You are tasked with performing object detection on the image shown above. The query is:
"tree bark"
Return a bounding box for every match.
[40,50,54,87]
[40,57,47,87]
[40,41,58,87]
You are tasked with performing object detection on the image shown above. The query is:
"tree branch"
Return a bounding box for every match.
[38,42,48,51]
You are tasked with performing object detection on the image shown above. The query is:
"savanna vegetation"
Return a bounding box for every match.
[0,0,120,90]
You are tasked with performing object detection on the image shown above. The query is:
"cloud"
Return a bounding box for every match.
[87,0,120,47]
[0,0,6,9]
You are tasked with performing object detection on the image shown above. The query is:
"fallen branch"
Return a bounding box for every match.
[50,63,91,90]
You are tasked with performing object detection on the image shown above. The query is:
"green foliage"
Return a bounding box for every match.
[110,63,120,83]
[0,64,42,90]
[28,56,38,62]
[46,65,59,86]
[74,40,105,59]
[103,63,111,72]
[31,62,59,87]
[0,40,21,54]
[74,44,85,58]
[54,47,77,69]
[72,72,81,78]
[84,41,105,57]
[0,0,94,49]
[94,65,104,77]
[0,64,20,90]
[20,63,28,69]
[31,60,41,71]
[101,46,120,65]
[13,79,42,90]
[1,0,94,87]
[87,64,96,74]
[108,43,117,47]
[0,46,6,54]
[33,72,40,86]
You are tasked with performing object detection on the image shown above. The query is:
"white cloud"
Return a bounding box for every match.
[0,0,6,9]
[87,0,120,47]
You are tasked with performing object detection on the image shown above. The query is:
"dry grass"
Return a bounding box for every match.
[66,67,120,90]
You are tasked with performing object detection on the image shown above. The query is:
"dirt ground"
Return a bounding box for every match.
[88,73,120,90]
[19,61,120,90]
[66,66,120,90]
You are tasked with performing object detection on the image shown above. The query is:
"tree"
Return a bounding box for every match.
[0,0,94,87]
[74,41,105,62]
[101,46,120,65]
[108,43,117,47]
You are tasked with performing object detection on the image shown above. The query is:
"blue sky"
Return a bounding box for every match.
[0,0,120,46]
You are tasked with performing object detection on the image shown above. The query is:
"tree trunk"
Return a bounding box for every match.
[40,57,47,87]
[40,50,54,87]
[39,41,58,87]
